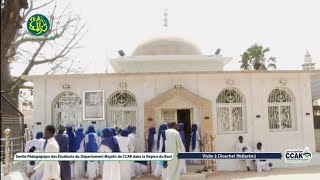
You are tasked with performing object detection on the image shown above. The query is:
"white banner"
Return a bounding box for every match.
[14,153,174,161]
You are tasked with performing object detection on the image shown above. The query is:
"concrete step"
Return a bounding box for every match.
[181,173,206,180]
[310,152,320,166]
[1,171,28,180]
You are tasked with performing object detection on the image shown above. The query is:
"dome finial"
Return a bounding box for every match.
[163,9,168,28]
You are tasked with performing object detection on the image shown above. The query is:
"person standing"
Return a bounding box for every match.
[128,125,137,177]
[28,125,61,180]
[100,128,121,180]
[178,123,187,174]
[131,126,139,151]
[147,127,157,174]
[157,124,168,152]
[25,131,45,180]
[85,133,100,180]
[118,129,134,180]
[66,125,75,152]
[85,125,98,144]
[161,129,168,180]
[55,124,71,180]
[111,128,117,137]
[154,124,168,177]
[235,136,252,171]
[190,124,201,164]
[165,122,185,180]
[97,128,103,177]
[66,125,75,178]
[73,127,86,179]
[127,126,136,148]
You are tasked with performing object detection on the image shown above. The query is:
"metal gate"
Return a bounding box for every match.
[1,92,25,173]
[52,91,82,127]
[107,90,137,129]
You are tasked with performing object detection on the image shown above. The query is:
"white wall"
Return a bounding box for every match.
[29,72,315,170]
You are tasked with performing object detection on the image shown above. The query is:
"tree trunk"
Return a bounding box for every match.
[0,57,12,91]
[1,0,28,110]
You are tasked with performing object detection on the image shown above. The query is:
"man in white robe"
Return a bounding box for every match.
[128,126,137,177]
[236,136,252,171]
[25,131,45,180]
[28,125,61,180]
[118,129,134,180]
[254,142,272,172]
[165,122,185,180]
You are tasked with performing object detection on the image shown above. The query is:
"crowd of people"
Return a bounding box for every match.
[25,122,199,180]
[24,122,271,180]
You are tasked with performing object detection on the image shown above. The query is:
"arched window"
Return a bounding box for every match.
[268,88,295,130]
[107,90,137,129]
[313,99,320,106]
[52,91,82,127]
[216,88,245,133]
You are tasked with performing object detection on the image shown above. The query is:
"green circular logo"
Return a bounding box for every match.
[27,14,50,36]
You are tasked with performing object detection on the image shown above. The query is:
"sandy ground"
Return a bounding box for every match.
[117,165,320,180]
[206,165,320,180]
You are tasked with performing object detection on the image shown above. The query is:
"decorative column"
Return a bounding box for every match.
[145,132,151,174]
[210,133,217,171]
[4,129,11,175]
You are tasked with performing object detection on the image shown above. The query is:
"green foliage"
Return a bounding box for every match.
[240,44,277,70]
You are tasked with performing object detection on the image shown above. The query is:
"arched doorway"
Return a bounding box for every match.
[313,99,320,152]
[107,90,138,129]
[52,91,82,127]
[144,86,214,154]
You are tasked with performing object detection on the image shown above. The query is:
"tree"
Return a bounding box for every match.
[1,0,28,92]
[239,44,277,70]
[2,0,87,107]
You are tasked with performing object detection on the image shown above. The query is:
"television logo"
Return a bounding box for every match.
[285,147,312,163]
[27,14,50,36]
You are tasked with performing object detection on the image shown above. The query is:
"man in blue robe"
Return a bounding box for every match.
[55,124,71,180]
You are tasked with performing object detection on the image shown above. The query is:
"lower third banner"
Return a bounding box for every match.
[178,152,282,160]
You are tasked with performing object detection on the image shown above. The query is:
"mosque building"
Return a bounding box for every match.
[21,4,320,167]
[22,35,320,170]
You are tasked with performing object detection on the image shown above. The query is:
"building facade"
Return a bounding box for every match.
[23,37,318,171]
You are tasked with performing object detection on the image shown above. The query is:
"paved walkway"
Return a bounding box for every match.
[206,165,320,180]
[78,165,320,180]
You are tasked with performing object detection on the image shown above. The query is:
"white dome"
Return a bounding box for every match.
[132,37,202,56]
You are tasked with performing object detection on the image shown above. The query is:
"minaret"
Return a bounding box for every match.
[302,50,316,70]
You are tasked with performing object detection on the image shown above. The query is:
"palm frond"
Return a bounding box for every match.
[240,44,277,71]
[268,63,277,70]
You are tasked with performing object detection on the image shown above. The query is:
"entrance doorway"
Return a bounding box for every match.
[177,109,191,152]
[313,100,320,152]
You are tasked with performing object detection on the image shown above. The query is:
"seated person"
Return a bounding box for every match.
[254,142,272,172]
